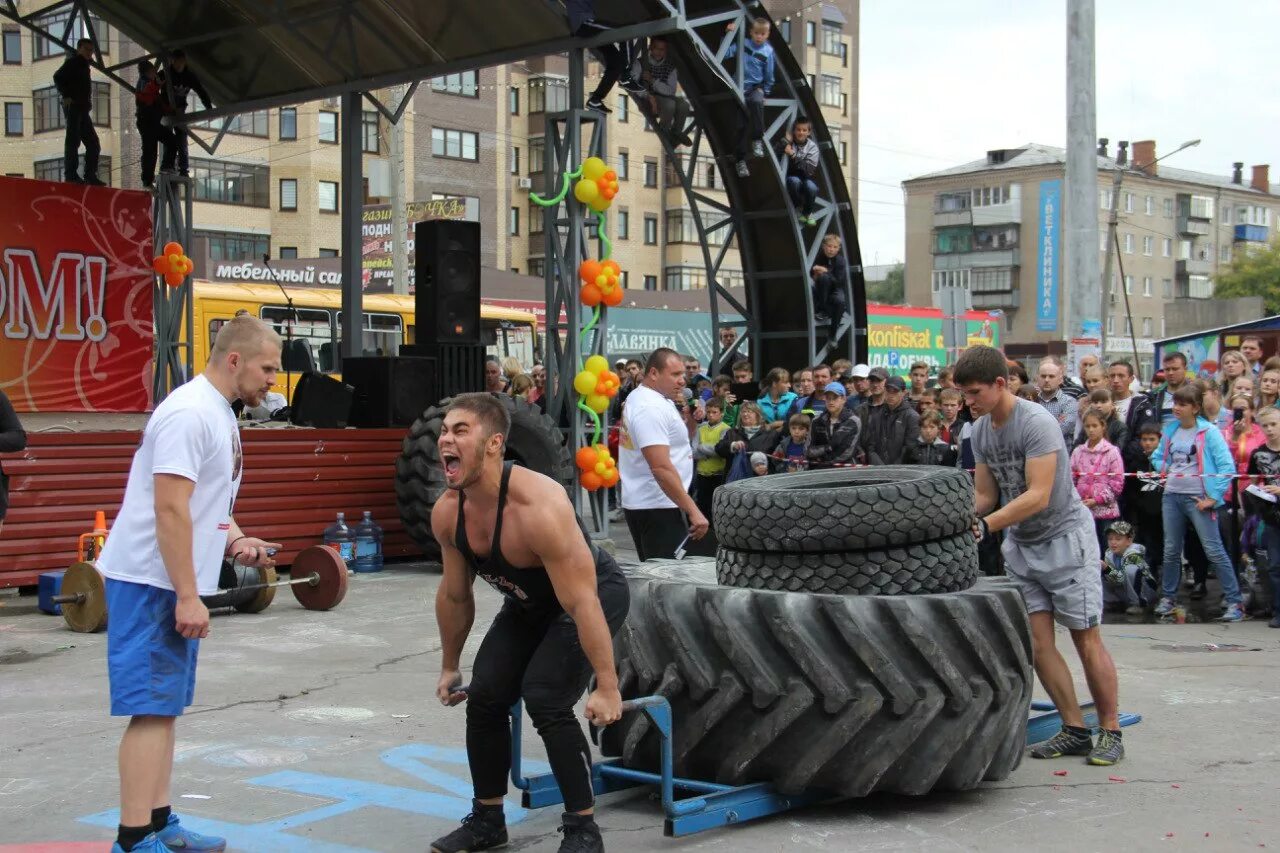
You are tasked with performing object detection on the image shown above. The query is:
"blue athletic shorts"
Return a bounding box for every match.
[106,578,199,717]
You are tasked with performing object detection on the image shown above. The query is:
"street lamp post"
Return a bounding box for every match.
[1099,138,1200,382]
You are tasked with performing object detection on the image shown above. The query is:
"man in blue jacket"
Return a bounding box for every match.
[724,17,776,177]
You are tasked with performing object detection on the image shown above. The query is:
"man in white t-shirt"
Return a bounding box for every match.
[95,316,282,853]
[618,347,708,560]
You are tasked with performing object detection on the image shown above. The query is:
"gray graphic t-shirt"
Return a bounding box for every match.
[971,396,1090,544]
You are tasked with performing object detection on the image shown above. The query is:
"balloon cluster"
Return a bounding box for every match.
[575,443,619,492]
[573,355,621,415]
[572,157,619,213]
[578,258,624,308]
[152,241,192,288]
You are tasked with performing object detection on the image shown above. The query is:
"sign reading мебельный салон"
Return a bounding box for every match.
[1036,179,1061,332]
[0,177,154,413]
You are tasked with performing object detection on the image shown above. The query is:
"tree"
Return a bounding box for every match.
[866,263,904,305]
[1213,237,1280,315]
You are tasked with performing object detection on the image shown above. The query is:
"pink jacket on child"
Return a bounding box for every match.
[1071,437,1124,520]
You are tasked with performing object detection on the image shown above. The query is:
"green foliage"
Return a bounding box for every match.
[1213,237,1280,315]
[866,263,905,305]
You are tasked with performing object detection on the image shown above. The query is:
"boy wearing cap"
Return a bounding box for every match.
[1101,520,1153,615]
[805,382,861,467]
[749,451,771,477]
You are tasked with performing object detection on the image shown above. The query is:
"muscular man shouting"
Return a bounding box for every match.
[430,393,629,853]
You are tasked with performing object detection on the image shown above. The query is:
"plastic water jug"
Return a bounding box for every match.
[353,511,384,573]
[323,512,356,564]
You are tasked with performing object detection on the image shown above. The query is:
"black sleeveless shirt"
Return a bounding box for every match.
[455,461,619,612]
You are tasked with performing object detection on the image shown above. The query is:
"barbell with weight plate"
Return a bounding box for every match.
[53,545,351,633]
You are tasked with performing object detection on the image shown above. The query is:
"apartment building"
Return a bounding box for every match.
[2,1,859,298]
[903,141,1278,376]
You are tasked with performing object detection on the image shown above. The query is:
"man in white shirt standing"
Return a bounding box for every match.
[618,347,709,560]
[96,315,282,853]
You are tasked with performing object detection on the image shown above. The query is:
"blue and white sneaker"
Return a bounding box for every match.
[111,834,174,853]
[1218,603,1245,623]
[155,814,226,851]
[1153,597,1176,617]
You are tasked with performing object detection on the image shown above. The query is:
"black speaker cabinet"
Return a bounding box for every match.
[341,356,439,428]
[289,372,354,429]
[416,219,481,345]
[437,343,486,399]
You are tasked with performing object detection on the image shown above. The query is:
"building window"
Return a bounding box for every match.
[195,110,268,137]
[35,155,110,183]
[431,127,479,161]
[643,274,657,291]
[1220,243,1231,262]
[529,203,544,235]
[818,74,841,107]
[667,209,726,246]
[839,141,848,165]
[279,178,297,211]
[4,102,21,136]
[617,94,629,122]
[32,10,109,60]
[3,27,21,64]
[509,86,520,115]
[191,158,269,207]
[529,258,545,278]
[1142,317,1153,337]
[509,146,520,175]
[1124,274,1133,294]
[319,248,339,258]
[1099,189,1112,210]
[821,24,842,55]
[1144,195,1154,215]
[617,208,629,239]
[644,158,657,187]
[279,107,296,140]
[1162,238,1172,257]
[617,149,629,180]
[779,20,791,42]
[197,229,269,261]
[1162,278,1172,298]
[279,247,298,259]
[33,82,110,131]
[529,76,568,113]
[431,71,478,98]
[1163,197,1173,217]
[1142,236,1153,256]
[1123,317,1132,335]
[665,266,707,291]
[1106,315,1114,335]
[529,136,545,174]
[361,111,379,153]
[1143,276,1152,297]
[509,206,520,236]
[1123,233,1133,254]
[318,110,337,143]
[1099,231,1108,252]
[318,180,338,212]
[1123,192,1133,213]
[805,20,816,45]
[644,215,657,245]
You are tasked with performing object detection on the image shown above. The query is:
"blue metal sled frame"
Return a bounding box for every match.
[508,695,1144,838]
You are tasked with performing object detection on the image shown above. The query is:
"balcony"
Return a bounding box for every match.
[971,200,1021,226]
[1235,224,1269,243]
[1177,214,1212,237]
[933,248,1020,270]
[933,209,972,227]
[1176,258,1213,277]
[972,289,1020,309]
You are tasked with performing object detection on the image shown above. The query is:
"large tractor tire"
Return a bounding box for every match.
[717,532,978,596]
[713,466,974,553]
[394,395,573,561]
[601,563,1033,799]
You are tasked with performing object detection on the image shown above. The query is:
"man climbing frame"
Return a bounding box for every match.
[430,393,630,853]
[956,345,1125,767]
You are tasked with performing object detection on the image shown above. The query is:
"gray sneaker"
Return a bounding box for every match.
[751,140,765,158]
[1087,729,1124,766]
[1153,597,1176,617]
[735,160,749,178]
[1029,726,1093,759]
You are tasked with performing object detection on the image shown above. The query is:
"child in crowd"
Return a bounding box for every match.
[694,376,713,402]
[1201,381,1230,429]
[692,399,731,524]
[1152,384,1245,622]
[810,234,849,337]
[831,359,853,378]
[915,411,957,467]
[1074,388,1127,449]
[1122,422,1165,584]
[1257,368,1280,411]
[936,366,954,390]
[781,413,810,471]
[750,451,771,477]
[1101,521,1154,615]
[1231,375,1254,402]
[508,373,534,401]
[782,117,821,226]
[710,375,738,427]
[724,17,775,177]
[1072,406,1125,551]
[938,387,965,444]
[1246,406,1280,628]
[1016,384,1040,402]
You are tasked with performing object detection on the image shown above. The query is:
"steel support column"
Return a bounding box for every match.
[151,173,193,402]
[339,91,364,364]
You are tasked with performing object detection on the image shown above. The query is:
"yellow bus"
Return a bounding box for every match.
[189,281,540,399]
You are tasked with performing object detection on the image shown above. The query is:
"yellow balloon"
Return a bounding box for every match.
[594,461,607,476]
[584,355,609,375]
[588,194,611,213]
[586,394,609,414]
[596,274,609,288]
[573,179,599,204]
[582,157,608,181]
[573,370,598,396]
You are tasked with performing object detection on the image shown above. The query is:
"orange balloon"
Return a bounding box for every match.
[600,468,620,487]
[151,256,167,273]
[603,286,624,307]
[580,282,603,306]
[164,270,185,287]
[579,259,602,284]
[162,241,183,257]
[602,259,621,276]
[603,170,617,182]
[576,446,598,471]
[581,470,604,491]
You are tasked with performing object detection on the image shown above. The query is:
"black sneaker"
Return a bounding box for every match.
[1029,726,1093,759]
[65,175,83,184]
[585,98,610,114]
[430,801,508,853]
[1189,582,1207,600]
[558,813,603,853]
[619,77,645,94]
[1087,729,1124,766]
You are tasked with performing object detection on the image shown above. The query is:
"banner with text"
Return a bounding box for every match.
[868,305,999,375]
[1036,179,1061,331]
[361,198,471,292]
[0,177,154,412]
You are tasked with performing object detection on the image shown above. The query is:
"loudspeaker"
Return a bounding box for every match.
[289,372,354,428]
[437,343,486,399]
[416,219,481,345]
[341,356,439,428]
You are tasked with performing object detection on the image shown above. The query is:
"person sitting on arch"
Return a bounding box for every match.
[781,117,821,226]
[629,36,693,148]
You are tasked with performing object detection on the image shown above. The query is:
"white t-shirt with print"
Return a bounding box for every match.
[98,375,243,595]
[619,384,693,510]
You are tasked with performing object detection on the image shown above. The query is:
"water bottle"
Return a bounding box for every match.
[323,512,355,564]
[353,511,384,573]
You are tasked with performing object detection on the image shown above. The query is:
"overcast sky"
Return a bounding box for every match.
[855,0,1278,266]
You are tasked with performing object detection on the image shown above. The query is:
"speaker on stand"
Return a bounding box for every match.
[414,220,486,398]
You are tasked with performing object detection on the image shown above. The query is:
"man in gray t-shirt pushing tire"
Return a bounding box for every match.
[956,345,1124,767]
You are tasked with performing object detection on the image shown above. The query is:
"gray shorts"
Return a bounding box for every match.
[1001,522,1103,630]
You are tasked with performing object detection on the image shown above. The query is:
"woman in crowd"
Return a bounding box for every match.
[1082,366,1107,394]
[508,373,534,401]
[500,356,525,385]
[1218,349,1248,398]
[1006,361,1029,394]
[757,367,797,430]
[715,400,782,470]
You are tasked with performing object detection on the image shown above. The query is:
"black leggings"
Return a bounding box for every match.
[466,572,630,812]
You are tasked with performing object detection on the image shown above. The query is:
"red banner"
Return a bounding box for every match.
[0,177,154,412]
